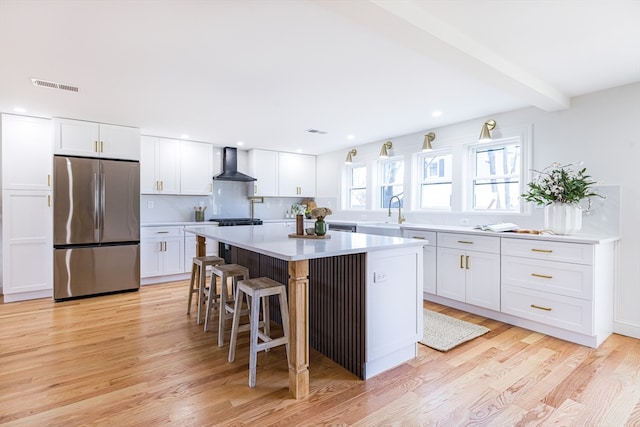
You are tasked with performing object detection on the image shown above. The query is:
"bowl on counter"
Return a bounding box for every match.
[305,228,316,235]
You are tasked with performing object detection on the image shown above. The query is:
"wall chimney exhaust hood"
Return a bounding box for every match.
[213,146,256,182]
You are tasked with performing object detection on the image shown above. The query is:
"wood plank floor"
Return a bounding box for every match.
[1,281,638,426]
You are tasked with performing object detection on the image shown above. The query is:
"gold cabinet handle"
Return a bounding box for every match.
[531,273,553,279]
[458,240,473,244]
[48,194,51,207]
[530,304,552,311]
[465,255,470,270]
[531,248,553,253]
[47,174,51,187]
[100,141,104,152]
[94,141,99,152]
[254,185,258,194]
[460,255,464,269]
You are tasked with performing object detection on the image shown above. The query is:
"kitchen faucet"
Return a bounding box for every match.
[388,195,405,224]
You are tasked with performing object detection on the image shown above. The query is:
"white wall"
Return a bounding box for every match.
[316,82,640,339]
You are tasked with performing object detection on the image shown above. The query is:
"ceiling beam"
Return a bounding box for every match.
[318,0,570,111]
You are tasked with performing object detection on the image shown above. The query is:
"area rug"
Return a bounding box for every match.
[420,309,490,352]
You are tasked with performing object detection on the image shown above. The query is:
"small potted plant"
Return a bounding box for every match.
[310,207,332,236]
[521,161,604,234]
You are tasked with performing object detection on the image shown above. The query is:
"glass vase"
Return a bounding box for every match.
[314,218,327,236]
[544,202,582,235]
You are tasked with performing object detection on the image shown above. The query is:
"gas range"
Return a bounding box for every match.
[209,218,263,226]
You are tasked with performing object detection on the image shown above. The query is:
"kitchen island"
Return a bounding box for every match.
[184,223,425,399]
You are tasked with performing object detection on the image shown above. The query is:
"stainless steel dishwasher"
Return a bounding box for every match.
[328,223,357,232]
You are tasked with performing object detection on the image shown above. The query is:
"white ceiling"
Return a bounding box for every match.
[1,0,638,155]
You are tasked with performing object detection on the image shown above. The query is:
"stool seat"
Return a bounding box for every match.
[187,255,224,324]
[228,277,290,388]
[205,264,250,347]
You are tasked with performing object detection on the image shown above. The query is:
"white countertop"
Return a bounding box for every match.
[184,222,425,261]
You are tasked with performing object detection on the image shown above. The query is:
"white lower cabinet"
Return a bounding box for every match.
[1,190,53,301]
[402,229,436,295]
[500,237,613,346]
[140,226,184,278]
[436,232,500,311]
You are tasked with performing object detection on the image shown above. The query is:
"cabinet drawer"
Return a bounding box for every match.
[502,285,593,335]
[502,256,593,300]
[501,238,592,264]
[402,229,436,246]
[437,232,500,253]
[141,226,183,239]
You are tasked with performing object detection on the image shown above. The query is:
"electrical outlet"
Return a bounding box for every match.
[199,200,205,207]
[147,201,154,209]
[374,272,387,283]
[460,218,470,226]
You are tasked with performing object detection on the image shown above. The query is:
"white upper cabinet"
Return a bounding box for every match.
[1,114,52,191]
[249,149,279,196]
[140,136,181,194]
[278,152,316,197]
[248,149,316,197]
[180,140,214,195]
[53,118,140,160]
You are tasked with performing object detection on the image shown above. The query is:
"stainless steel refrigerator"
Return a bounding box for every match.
[53,156,140,300]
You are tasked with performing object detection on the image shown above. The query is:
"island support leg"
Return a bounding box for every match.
[288,259,310,399]
[196,235,206,257]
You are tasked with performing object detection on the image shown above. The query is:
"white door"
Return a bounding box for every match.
[249,149,278,196]
[157,139,181,194]
[465,250,501,310]
[53,118,100,157]
[180,140,213,195]
[140,239,163,278]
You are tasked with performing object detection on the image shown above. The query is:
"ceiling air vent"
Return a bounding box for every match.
[305,128,327,134]
[31,78,79,93]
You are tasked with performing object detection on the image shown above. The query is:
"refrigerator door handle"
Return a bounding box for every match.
[100,172,106,233]
[93,173,100,230]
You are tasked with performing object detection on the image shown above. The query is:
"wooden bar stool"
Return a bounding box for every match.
[228,277,290,388]
[187,255,225,324]
[205,264,250,347]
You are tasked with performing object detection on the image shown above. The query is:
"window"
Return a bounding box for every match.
[418,151,452,209]
[346,164,367,209]
[378,158,404,209]
[470,139,521,211]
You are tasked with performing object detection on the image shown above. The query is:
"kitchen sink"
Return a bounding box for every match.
[356,222,401,237]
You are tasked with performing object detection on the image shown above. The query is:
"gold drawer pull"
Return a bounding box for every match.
[531,304,552,311]
[457,240,473,244]
[531,273,553,279]
[412,236,426,240]
[531,248,552,253]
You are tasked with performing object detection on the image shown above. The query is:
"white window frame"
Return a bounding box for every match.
[416,149,453,211]
[465,133,527,213]
[376,156,404,210]
[344,162,367,210]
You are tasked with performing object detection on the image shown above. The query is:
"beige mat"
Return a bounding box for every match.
[420,309,490,352]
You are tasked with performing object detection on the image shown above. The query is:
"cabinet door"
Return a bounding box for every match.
[140,136,158,193]
[2,114,52,190]
[278,152,316,197]
[180,140,213,195]
[436,247,466,302]
[2,190,53,295]
[424,245,437,295]
[140,239,163,278]
[249,149,278,196]
[156,139,181,194]
[162,237,184,275]
[465,251,501,311]
[99,123,140,161]
[53,118,100,157]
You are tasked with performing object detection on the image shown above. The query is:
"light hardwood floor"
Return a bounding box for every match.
[1,281,638,426]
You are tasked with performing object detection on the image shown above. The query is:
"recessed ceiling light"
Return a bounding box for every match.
[13,107,26,113]
[347,134,355,140]
[180,134,189,139]
[432,110,443,117]
[296,149,303,153]
[236,141,244,146]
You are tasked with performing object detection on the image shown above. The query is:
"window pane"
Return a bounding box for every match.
[473,180,521,210]
[352,166,366,187]
[421,183,452,209]
[382,160,404,185]
[420,153,452,209]
[349,189,366,208]
[475,145,520,177]
[380,185,403,208]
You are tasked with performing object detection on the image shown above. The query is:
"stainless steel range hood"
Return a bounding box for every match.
[213,146,256,182]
